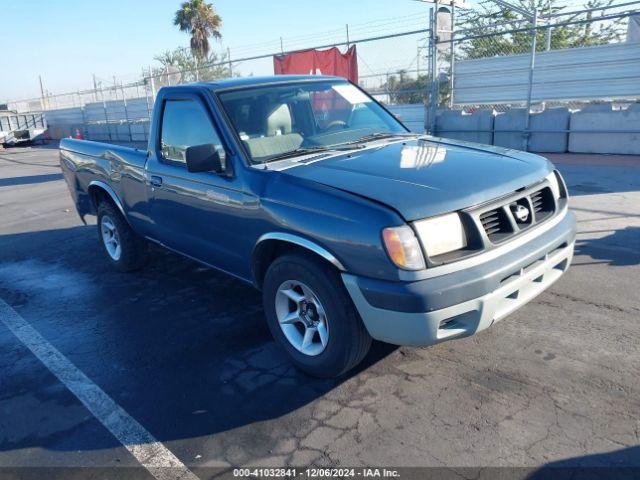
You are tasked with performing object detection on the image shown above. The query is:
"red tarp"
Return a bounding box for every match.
[273,46,358,83]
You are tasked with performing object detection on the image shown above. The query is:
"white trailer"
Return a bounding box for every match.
[0,111,47,146]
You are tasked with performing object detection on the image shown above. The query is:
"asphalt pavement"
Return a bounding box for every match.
[0,144,639,478]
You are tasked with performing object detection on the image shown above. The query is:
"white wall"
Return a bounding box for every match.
[454,42,640,104]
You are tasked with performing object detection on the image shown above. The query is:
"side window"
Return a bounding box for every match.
[160,99,223,165]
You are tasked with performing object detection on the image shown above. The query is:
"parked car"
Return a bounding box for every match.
[60,75,576,377]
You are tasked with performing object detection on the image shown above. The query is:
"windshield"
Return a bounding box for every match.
[216,80,408,164]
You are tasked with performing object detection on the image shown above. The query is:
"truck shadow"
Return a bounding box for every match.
[558,164,640,197]
[527,445,640,479]
[0,173,63,187]
[575,226,640,267]
[0,224,397,454]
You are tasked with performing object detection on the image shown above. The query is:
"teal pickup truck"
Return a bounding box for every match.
[60,75,576,377]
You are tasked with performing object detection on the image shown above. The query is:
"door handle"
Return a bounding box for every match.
[150,175,163,188]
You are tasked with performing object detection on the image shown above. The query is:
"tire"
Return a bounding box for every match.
[262,252,372,378]
[97,201,148,272]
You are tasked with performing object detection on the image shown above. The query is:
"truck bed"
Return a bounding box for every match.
[59,138,148,224]
[60,138,146,166]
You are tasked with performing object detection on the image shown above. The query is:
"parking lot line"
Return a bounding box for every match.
[0,298,199,480]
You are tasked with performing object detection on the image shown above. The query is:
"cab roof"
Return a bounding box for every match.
[197,75,344,91]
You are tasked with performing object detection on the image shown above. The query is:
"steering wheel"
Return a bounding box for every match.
[325,120,348,132]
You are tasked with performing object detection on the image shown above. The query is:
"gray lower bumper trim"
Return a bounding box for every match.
[343,241,574,347]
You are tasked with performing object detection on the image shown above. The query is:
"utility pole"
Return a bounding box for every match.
[486,0,538,150]
[415,0,464,133]
[227,47,233,77]
[545,0,552,50]
[100,81,111,141]
[149,66,156,100]
[428,0,439,134]
[449,0,456,108]
[121,82,132,142]
[546,27,552,50]
[523,8,538,151]
[144,66,153,124]
[346,24,350,48]
[38,75,46,110]
[92,74,99,102]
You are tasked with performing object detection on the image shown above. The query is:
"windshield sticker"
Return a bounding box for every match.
[331,84,372,104]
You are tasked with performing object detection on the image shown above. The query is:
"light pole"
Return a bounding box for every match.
[413,0,468,133]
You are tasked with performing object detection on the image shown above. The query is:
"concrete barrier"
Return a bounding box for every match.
[569,103,640,155]
[529,107,570,153]
[387,104,425,133]
[84,122,149,142]
[38,97,640,155]
[492,107,570,153]
[85,124,111,141]
[436,109,494,145]
[494,109,527,150]
[130,123,149,142]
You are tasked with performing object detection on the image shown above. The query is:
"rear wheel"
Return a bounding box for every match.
[97,201,147,272]
[262,252,372,378]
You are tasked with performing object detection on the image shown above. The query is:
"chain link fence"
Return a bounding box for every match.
[445,5,634,109]
[3,1,639,152]
[426,1,639,152]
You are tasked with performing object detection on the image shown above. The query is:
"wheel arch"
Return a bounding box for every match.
[252,233,346,289]
[88,181,125,217]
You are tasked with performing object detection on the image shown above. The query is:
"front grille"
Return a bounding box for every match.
[530,187,554,221]
[531,190,544,212]
[480,208,511,241]
[476,183,558,245]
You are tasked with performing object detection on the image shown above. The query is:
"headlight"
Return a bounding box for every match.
[413,213,467,257]
[382,225,426,270]
[546,170,562,200]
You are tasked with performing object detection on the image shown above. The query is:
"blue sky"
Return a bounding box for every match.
[1,0,431,101]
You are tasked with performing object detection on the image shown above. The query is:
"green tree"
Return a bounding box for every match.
[382,70,450,105]
[152,48,232,85]
[457,0,626,59]
[384,70,429,104]
[174,0,222,61]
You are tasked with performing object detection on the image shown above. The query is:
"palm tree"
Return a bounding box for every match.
[174,0,222,62]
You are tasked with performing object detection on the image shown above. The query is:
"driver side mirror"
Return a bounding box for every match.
[185,143,226,174]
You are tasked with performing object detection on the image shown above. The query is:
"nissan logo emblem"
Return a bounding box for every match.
[513,204,530,223]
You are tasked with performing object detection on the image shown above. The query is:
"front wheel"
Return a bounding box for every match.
[97,201,147,272]
[262,252,372,378]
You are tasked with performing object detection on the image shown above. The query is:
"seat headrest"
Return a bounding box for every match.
[266,104,292,136]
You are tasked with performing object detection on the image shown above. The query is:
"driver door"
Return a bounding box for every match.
[145,93,251,276]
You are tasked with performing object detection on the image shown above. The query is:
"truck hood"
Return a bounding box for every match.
[281,137,553,221]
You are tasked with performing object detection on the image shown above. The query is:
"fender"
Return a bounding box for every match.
[88,180,126,217]
[255,232,346,271]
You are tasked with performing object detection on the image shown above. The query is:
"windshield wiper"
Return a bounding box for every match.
[261,146,332,163]
[346,132,417,145]
[263,144,364,163]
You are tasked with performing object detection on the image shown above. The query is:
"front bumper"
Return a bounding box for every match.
[342,210,576,346]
